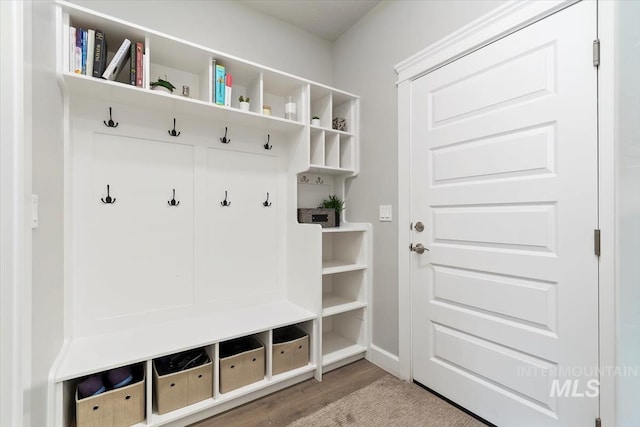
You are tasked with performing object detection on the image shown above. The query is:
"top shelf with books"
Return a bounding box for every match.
[65,7,147,86]
[58,0,358,130]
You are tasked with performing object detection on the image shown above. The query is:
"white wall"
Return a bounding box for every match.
[28,0,66,425]
[615,1,640,425]
[333,0,504,357]
[69,0,334,86]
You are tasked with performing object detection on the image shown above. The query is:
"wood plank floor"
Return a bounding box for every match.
[189,360,387,427]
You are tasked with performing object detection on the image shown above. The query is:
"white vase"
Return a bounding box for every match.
[151,85,172,94]
[311,118,320,126]
[285,96,297,120]
[239,102,250,111]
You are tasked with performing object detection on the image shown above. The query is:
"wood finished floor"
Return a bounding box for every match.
[189,360,387,427]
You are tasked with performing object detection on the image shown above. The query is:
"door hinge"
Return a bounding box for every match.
[594,229,601,256]
[596,417,602,427]
[593,39,600,67]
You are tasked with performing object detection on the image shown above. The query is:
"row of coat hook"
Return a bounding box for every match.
[103,107,273,149]
[100,186,272,207]
[219,191,272,206]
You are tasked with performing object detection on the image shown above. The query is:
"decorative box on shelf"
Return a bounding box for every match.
[332,117,347,132]
[75,364,145,427]
[152,348,213,415]
[298,208,336,228]
[272,325,309,375]
[219,336,265,393]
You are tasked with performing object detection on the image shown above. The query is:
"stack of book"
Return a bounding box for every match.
[212,60,233,107]
[69,26,144,87]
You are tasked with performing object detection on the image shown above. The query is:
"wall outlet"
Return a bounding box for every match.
[379,205,392,222]
[31,194,39,229]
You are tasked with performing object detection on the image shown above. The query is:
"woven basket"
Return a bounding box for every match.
[332,117,347,131]
[298,208,336,228]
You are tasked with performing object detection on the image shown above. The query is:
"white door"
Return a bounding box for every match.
[410,2,598,426]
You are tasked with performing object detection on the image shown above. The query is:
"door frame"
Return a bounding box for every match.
[395,0,616,425]
[1,0,27,426]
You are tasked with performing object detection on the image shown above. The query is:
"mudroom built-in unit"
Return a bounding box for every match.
[52,1,370,426]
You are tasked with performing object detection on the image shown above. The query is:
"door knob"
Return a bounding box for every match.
[410,243,429,254]
[415,221,424,232]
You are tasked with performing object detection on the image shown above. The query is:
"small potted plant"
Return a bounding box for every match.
[321,194,345,227]
[311,116,321,126]
[239,95,250,111]
[150,76,176,94]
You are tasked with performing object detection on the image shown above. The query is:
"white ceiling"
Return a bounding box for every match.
[241,0,382,42]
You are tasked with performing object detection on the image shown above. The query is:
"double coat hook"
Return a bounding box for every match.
[263,192,272,207]
[264,134,272,150]
[101,185,116,204]
[168,189,180,206]
[220,127,231,144]
[168,118,181,137]
[221,190,231,207]
[103,107,118,128]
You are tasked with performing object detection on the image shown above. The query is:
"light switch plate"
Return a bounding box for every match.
[379,205,392,222]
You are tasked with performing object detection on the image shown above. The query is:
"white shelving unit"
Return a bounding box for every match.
[322,308,368,369]
[295,176,371,374]
[320,228,371,371]
[54,1,368,426]
[307,84,359,175]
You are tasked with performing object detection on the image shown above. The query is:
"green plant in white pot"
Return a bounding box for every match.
[239,95,250,111]
[321,194,344,227]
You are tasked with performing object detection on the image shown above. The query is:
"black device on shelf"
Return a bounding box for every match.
[155,348,210,376]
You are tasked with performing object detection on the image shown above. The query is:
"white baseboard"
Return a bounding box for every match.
[367,344,400,377]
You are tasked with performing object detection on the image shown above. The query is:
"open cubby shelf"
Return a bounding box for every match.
[322,269,367,317]
[63,320,315,427]
[56,301,315,381]
[322,306,368,370]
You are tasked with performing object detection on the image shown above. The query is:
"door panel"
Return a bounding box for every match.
[430,43,555,125]
[410,2,598,426]
[432,204,556,250]
[432,265,556,328]
[432,124,555,183]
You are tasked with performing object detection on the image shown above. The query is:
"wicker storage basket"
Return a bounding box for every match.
[297,208,336,228]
